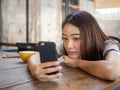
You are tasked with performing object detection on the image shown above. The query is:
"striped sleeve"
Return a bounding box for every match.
[103,40,120,58]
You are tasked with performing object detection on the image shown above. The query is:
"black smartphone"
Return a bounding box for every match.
[38,41,59,75]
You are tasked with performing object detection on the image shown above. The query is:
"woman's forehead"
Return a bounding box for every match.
[62,24,80,35]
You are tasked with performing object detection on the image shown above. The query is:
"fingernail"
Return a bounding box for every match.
[58,66,62,70]
[59,73,62,77]
[57,61,60,64]
[57,73,62,78]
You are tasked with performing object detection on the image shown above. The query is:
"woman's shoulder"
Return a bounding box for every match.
[104,39,119,49]
[103,39,120,56]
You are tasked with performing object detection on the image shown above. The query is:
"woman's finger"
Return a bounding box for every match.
[42,65,62,74]
[39,61,60,69]
[37,72,62,81]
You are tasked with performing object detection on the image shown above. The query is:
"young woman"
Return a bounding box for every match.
[28,11,120,81]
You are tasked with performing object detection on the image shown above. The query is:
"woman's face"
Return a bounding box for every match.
[62,23,81,59]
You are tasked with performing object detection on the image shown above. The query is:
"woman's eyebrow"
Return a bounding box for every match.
[71,34,80,36]
[62,33,80,36]
[62,33,66,36]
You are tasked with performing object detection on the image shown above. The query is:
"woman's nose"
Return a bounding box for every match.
[67,40,74,48]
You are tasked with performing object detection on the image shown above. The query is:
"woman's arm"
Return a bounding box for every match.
[27,53,41,77]
[63,51,120,81]
[27,52,62,81]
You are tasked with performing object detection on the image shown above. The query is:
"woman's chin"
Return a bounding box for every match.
[68,55,79,59]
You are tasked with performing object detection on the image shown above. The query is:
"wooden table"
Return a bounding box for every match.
[0,51,120,90]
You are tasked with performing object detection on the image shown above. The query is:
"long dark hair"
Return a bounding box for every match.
[62,11,109,60]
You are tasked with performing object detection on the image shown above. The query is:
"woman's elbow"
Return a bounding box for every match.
[102,69,120,81]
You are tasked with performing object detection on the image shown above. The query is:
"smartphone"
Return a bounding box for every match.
[38,41,59,75]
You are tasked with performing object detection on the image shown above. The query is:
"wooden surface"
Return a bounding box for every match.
[0,0,62,44]
[1,0,26,43]
[29,0,62,42]
[0,51,120,90]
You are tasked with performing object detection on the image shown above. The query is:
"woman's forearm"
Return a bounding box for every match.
[75,59,118,80]
[27,53,40,77]
[75,51,120,80]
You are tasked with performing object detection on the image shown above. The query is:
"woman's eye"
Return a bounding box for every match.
[73,37,80,41]
[62,37,67,41]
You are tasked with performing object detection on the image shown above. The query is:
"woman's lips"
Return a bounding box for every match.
[67,52,77,55]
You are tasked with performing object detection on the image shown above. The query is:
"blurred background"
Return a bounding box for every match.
[0,0,120,49]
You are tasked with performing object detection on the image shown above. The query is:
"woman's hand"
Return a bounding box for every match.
[28,53,62,81]
[33,62,62,81]
[62,55,78,68]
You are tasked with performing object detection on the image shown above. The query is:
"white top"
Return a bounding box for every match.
[103,40,120,57]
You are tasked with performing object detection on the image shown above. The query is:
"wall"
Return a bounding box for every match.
[1,0,120,48]
[29,0,62,42]
[1,0,26,43]
[79,0,120,38]
[0,0,62,46]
